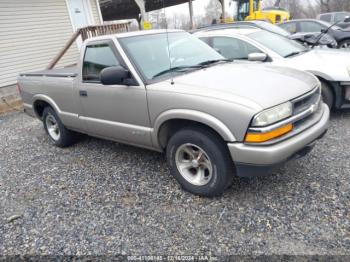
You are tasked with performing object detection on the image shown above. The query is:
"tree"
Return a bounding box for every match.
[314,0,350,13]
[205,0,222,24]
[317,0,332,12]
[263,0,323,19]
[148,9,168,29]
[262,0,308,19]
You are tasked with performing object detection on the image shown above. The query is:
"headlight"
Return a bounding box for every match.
[252,101,293,127]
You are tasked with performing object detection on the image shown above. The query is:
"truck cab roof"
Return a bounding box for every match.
[84,29,183,44]
[195,28,262,37]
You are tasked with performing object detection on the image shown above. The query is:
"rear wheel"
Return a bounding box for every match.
[42,107,77,147]
[321,81,334,109]
[166,126,234,197]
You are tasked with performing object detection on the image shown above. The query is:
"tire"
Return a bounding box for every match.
[166,126,234,197]
[338,39,350,49]
[42,107,77,147]
[321,81,334,109]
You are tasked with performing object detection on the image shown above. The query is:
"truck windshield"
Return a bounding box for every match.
[118,32,223,81]
[249,30,307,58]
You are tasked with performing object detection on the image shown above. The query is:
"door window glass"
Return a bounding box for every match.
[237,0,249,21]
[299,21,325,32]
[253,0,259,12]
[320,14,332,22]
[199,37,210,45]
[212,37,261,60]
[279,22,297,34]
[83,44,120,82]
[334,12,350,22]
[236,0,259,21]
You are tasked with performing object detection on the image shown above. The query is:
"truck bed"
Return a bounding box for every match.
[20,65,78,78]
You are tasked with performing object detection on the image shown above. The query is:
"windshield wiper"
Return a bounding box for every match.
[152,59,232,79]
[311,20,343,48]
[284,50,307,58]
[197,59,232,66]
[152,65,201,79]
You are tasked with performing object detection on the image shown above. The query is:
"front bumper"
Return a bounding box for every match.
[228,104,330,177]
[332,82,350,109]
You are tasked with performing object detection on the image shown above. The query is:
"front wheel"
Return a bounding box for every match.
[339,39,350,49]
[321,81,334,110]
[166,126,234,197]
[42,107,77,147]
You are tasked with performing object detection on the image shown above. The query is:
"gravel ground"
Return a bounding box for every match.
[1,111,350,256]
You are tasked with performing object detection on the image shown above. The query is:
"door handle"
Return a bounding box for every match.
[79,90,88,97]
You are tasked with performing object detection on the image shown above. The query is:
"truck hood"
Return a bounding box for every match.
[275,49,350,82]
[169,62,318,110]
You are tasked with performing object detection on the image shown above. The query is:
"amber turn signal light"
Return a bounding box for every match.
[245,123,293,143]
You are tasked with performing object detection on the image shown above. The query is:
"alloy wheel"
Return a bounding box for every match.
[45,114,60,141]
[175,143,213,186]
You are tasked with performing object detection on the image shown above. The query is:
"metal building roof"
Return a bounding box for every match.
[100,0,191,21]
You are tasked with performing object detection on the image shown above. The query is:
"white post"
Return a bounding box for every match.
[189,0,195,29]
[220,0,226,23]
[134,0,149,29]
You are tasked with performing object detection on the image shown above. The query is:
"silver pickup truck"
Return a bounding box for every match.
[18,30,330,197]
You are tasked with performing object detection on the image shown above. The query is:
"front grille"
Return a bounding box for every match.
[249,86,323,145]
[292,86,321,115]
[290,86,322,134]
[293,102,323,131]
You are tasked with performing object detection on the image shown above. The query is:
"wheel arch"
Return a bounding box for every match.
[338,37,350,47]
[152,109,236,149]
[314,75,338,109]
[308,70,334,82]
[33,94,61,119]
[314,75,336,96]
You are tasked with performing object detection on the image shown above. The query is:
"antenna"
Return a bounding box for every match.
[162,0,174,85]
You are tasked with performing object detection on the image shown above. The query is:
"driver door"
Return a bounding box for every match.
[77,40,152,147]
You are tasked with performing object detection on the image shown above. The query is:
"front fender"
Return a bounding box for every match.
[307,70,334,82]
[152,109,237,148]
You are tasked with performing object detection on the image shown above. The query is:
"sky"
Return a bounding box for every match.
[166,0,211,16]
[154,0,232,28]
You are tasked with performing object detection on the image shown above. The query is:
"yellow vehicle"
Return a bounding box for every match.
[235,0,290,24]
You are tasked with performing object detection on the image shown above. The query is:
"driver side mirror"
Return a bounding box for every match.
[248,53,267,62]
[344,16,350,23]
[100,66,130,85]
